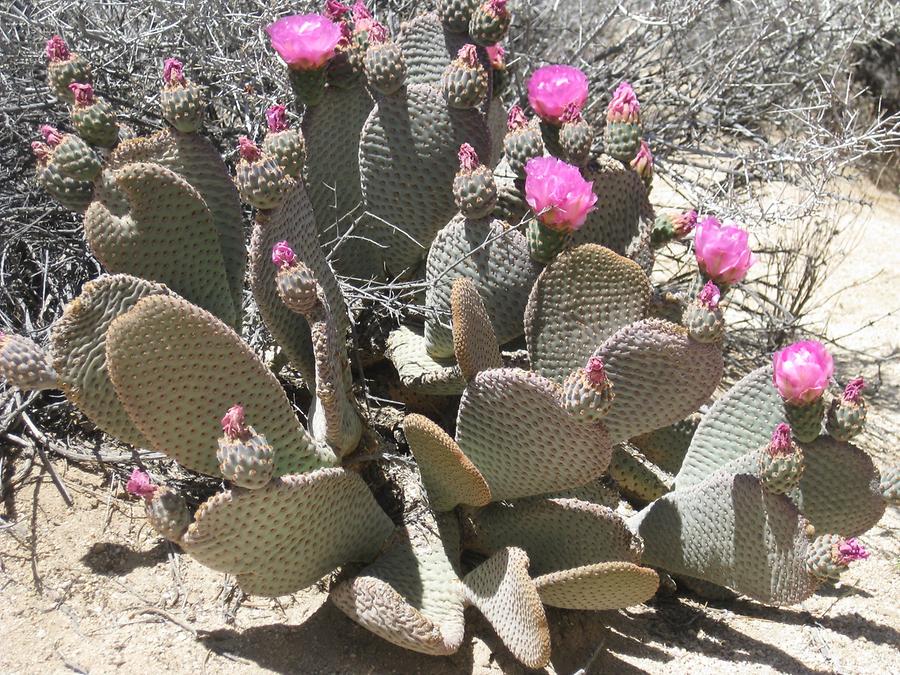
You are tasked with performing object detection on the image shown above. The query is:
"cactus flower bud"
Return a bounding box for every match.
[630,139,653,182]
[352,1,372,19]
[585,356,608,386]
[607,81,640,123]
[325,0,351,20]
[266,104,289,133]
[527,64,589,125]
[68,82,95,106]
[841,377,865,403]
[221,404,249,440]
[45,35,71,62]
[560,102,582,124]
[698,281,720,310]
[458,44,479,68]
[486,43,506,70]
[768,423,794,456]
[673,210,697,237]
[835,537,869,564]
[507,104,529,130]
[237,136,262,162]
[457,143,480,173]
[524,156,597,231]
[39,124,63,147]
[162,57,186,86]
[272,241,297,269]
[126,468,157,500]
[693,216,756,284]
[267,14,343,70]
[772,340,833,405]
[367,21,389,44]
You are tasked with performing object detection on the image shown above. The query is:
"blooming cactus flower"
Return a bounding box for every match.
[266,104,289,133]
[693,216,756,284]
[527,65,589,125]
[272,241,296,268]
[267,14,343,70]
[835,537,869,564]
[772,340,834,405]
[125,468,156,500]
[607,81,640,123]
[524,156,597,231]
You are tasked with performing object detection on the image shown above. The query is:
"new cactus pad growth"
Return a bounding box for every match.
[217,405,276,489]
[160,58,206,133]
[604,81,642,162]
[442,44,488,108]
[826,377,867,441]
[45,35,92,102]
[452,143,498,218]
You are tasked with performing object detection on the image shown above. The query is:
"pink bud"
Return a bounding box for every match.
[697,280,720,310]
[458,143,480,172]
[324,0,351,21]
[31,141,52,161]
[39,124,63,147]
[560,102,582,124]
[125,468,157,500]
[338,21,352,47]
[584,356,607,386]
[507,104,529,130]
[524,156,597,232]
[352,1,372,19]
[45,35,70,62]
[630,139,653,180]
[527,64,589,125]
[163,58,185,86]
[266,14,343,70]
[693,216,756,284]
[842,377,865,404]
[772,340,834,405]
[367,22,388,44]
[68,82,95,106]
[457,44,479,68]
[486,43,506,70]
[272,241,296,269]
[672,210,697,237]
[266,104,289,133]
[486,0,509,17]
[835,538,869,564]
[237,136,261,162]
[221,404,249,440]
[768,423,794,457]
[607,81,640,124]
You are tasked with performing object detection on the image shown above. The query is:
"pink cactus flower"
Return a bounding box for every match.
[125,468,156,500]
[31,141,52,161]
[697,281,720,310]
[486,43,506,70]
[39,124,63,147]
[352,1,372,19]
[672,210,698,238]
[527,64,589,125]
[841,377,865,403]
[272,241,296,269]
[772,340,834,405]
[324,0,351,21]
[693,216,756,284]
[458,143,480,172]
[584,356,608,386]
[835,537,869,564]
[267,14,343,70]
[163,58,185,86]
[237,136,261,162]
[607,81,640,123]
[221,404,248,440]
[630,139,653,180]
[524,156,597,231]
[266,104,289,133]
[457,44,479,68]
[45,35,70,62]
[507,104,529,130]
[68,82,95,106]
[767,423,794,457]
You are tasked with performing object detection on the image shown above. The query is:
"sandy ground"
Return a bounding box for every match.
[1,182,898,674]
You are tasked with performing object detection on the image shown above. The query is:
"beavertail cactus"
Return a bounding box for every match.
[757,423,805,494]
[652,209,697,246]
[452,143,498,218]
[235,137,291,209]
[604,81,642,163]
[363,25,408,95]
[217,405,276,489]
[262,105,306,177]
[35,126,101,182]
[558,104,594,166]
[773,340,833,442]
[45,35,92,102]
[807,534,869,581]
[438,0,478,32]
[442,44,488,108]
[160,58,206,133]
[561,356,615,421]
[69,83,119,147]
[826,377,867,441]
[503,105,545,176]
[527,64,588,125]
[126,469,190,541]
[469,0,511,46]
[683,281,724,343]
[0,332,58,390]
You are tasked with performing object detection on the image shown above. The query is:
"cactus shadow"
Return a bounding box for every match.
[80,540,169,575]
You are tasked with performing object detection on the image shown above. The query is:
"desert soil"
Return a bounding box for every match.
[1,181,898,674]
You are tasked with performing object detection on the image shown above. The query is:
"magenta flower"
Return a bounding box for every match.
[772,340,834,405]
[584,356,608,386]
[45,35,70,62]
[163,58,185,86]
[324,0,351,21]
[367,22,388,43]
[507,104,529,130]
[237,136,261,162]
[272,241,296,269]
[39,124,63,147]
[672,210,697,237]
[267,14,343,70]
[457,143,480,172]
[266,104,289,133]
[524,156,597,231]
[835,538,869,564]
[125,468,156,500]
[693,216,756,284]
[697,281,720,310]
[841,377,865,403]
[768,423,794,457]
[457,44,479,68]
[630,139,653,180]
[527,65,589,125]
[221,404,248,440]
[607,81,640,123]
[352,1,372,20]
[68,82,95,106]
[560,102,582,124]
[486,43,506,70]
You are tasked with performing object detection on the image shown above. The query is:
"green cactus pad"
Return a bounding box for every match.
[558,119,594,167]
[49,274,170,447]
[106,294,334,476]
[503,121,545,177]
[595,319,723,443]
[491,157,529,224]
[84,162,236,326]
[364,40,408,96]
[146,486,190,541]
[573,154,653,256]
[452,165,497,218]
[0,333,58,391]
[468,496,642,572]
[526,219,568,264]
[160,82,206,133]
[358,84,491,274]
[263,129,306,179]
[456,368,613,500]
[403,414,491,511]
[401,13,470,85]
[609,444,674,502]
[881,466,900,504]
[235,156,291,210]
[604,121,642,163]
[425,215,541,358]
[462,547,552,669]
[783,398,825,443]
[450,278,502,381]
[71,97,119,147]
[51,134,101,181]
[534,561,660,611]
[525,243,650,384]
[217,429,275,489]
[182,468,393,597]
[48,54,91,102]
[826,397,867,442]
[630,472,821,605]
[36,159,94,212]
[631,415,699,475]
[677,365,786,488]
[683,300,725,343]
[385,326,466,395]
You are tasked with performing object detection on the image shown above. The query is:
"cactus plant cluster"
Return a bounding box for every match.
[1,5,896,668]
